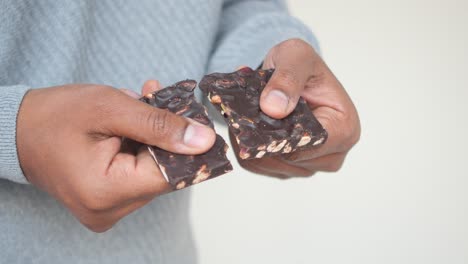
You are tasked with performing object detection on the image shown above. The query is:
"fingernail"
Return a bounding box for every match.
[147,80,160,91]
[264,90,289,113]
[183,121,214,149]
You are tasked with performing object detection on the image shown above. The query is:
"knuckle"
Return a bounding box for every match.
[81,219,114,233]
[325,160,344,172]
[349,128,361,147]
[144,109,172,138]
[275,68,300,88]
[80,192,112,212]
[321,153,347,172]
[77,205,117,233]
[82,200,106,213]
[279,38,314,56]
[87,85,122,121]
[342,113,361,150]
[332,109,360,152]
[281,38,309,49]
[350,115,362,146]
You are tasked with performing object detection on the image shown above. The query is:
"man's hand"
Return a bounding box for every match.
[16,82,216,232]
[235,38,360,179]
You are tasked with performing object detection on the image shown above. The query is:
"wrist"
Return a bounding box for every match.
[16,88,43,184]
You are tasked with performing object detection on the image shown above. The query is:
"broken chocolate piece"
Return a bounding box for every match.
[199,67,327,160]
[141,80,232,189]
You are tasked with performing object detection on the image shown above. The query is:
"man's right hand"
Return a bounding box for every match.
[16,83,216,232]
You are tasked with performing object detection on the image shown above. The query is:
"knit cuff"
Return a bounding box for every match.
[0,85,31,184]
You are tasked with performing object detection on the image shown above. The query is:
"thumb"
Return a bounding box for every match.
[104,92,216,155]
[260,39,316,119]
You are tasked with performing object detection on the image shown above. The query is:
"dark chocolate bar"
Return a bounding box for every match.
[199,67,327,160]
[140,80,232,189]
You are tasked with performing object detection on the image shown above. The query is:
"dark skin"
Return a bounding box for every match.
[236,38,360,179]
[17,84,216,232]
[17,38,360,232]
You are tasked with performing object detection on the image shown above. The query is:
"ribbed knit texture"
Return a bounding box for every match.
[0,0,318,263]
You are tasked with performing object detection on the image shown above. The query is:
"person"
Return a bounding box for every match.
[0,0,360,263]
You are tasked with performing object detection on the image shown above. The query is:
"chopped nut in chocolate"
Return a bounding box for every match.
[199,67,328,160]
[140,80,232,189]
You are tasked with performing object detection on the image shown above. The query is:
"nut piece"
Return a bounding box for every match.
[272,140,287,153]
[231,123,240,129]
[210,95,222,104]
[297,135,312,147]
[192,164,211,184]
[312,137,325,146]
[282,143,292,153]
[239,148,251,159]
[239,117,254,124]
[255,150,266,158]
[266,141,278,152]
[176,180,186,190]
[220,103,232,117]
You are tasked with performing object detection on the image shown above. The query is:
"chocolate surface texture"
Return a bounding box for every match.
[141,80,232,190]
[199,67,328,160]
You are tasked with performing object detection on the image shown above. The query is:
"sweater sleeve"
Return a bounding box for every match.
[0,85,31,184]
[207,0,320,73]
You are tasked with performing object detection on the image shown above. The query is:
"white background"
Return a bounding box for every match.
[191,0,468,263]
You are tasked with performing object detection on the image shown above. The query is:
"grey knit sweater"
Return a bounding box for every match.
[0,1,317,263]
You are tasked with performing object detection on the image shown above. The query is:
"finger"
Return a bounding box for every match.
[309,100,358,158]
[312,107,346,155]
[92,145,169,208]
[239,156,313,178]
[104,92,216,154]
[134,146,172,196]
[79,196,154,233]
[285,152,347,172]
[301,61,361,157]
[242,158,315,179]
[260,39,317,119]
[242,163,292,179]
[141,80,161,96]
[119,88,141,99]
[82,140,168,213]
[110,146,171,199]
